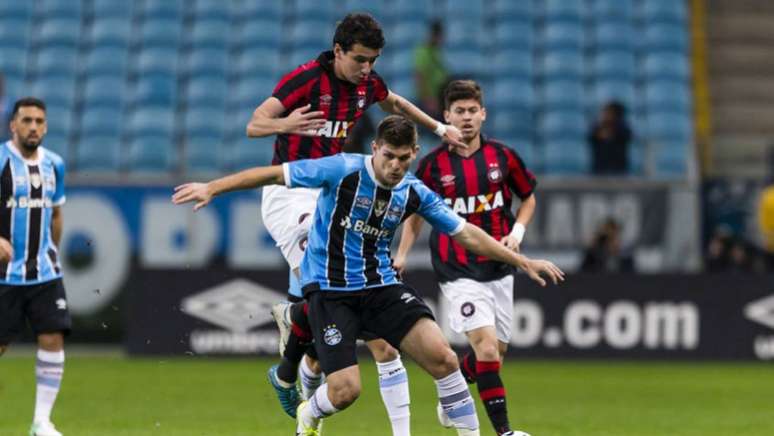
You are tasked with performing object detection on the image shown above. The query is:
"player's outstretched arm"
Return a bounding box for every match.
[394,214,425,276]
[502,193,536,252]
[246,97,327,138]
[172,165,285,211]
[452,223,565,287]
[378,91,467,149]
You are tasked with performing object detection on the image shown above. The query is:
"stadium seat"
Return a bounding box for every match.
[39,0,81,20]
[391,21,426,49]
[445,0,484,18]
[539,50,584,79]
[444,18,485,51]
[392,0,432,20]
[491,0,533,22]
[591,80,636,111]
[138,18,182,49]
[127,136,178,173]
[44,103,73,138]
[241,2,284,21]
[443,49,484,76]
[539,110,586,141]
[288,47,325,70]
[41,132,68,159]
[128,108,176,137]
[240,19,283,49]
[345,0,384,17]
[184,109,225,138]
[541,80,585,110]
[288,20,334,49]
[296,0,334,21]
[90,19,131,49]
[38,19,81,48]
[541,22,584,51]
[230,136,276,169]
[0,48,28,78]
[186,78,228,109]
[0,22,29,48]
[83,48,128,77]
[133,77,177,107]
[0,3,31,20]
[543,0,584,21]
[654,140,689,176]
[490,79,534,110]
[185,136,225,173]
[82,77,125,108]
[135,48,179,77]
[593,22,634,51]
[235,48,282,78]
[188,20,229,50]
[543,139,589,174]
[641,0,688,25]
[142,0,182,20]
[643,53,690,81]
[493,21,533,51]
[645,81,691,111]
[192,0,230,22]
[186,49,229,79]
[643,23,689,52]
[92,0,132,19]
[593,0,633,20]
[36,47,78,78]
[76,136,122,171]
[232,77,277,107]
[80,107,123,136]
[646,112,692,142]
[491,49,533,79]
[592,51,636,80]
[490,108,534,139]
[30,78,76,107]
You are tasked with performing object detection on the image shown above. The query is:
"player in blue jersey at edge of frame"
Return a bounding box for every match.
[172,115,564,436]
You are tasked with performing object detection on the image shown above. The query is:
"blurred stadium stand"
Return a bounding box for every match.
[0,0,693,177]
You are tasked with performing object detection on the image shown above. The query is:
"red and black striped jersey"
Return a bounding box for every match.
[270,51,389,165]
[415,136,537,283]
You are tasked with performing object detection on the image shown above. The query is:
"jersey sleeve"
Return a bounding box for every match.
[51,154,66,206]
[504,146,537,200]
[283,154,351,189]
[272,64,319,110]
[414,182,465,236]
[370,72,389,103]
[414,155,434,188]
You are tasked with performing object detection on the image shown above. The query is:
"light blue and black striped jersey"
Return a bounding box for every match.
[283,153,466,293]
[0,141,66,285]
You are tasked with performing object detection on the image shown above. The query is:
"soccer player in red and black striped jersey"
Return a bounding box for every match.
[396,80,537,436]
[249,14,466,435]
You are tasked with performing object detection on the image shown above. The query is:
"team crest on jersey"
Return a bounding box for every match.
[44,176,55,190]
[30,173,42,189]
[487,164,502,183]
[355,196,372,209]
[440,174,456,186]
[386,205,402,219]
[323,325,342,346]
[374,199,387,217]
[357,89,366,109]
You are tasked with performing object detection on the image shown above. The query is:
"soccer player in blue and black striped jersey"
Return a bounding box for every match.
[0,97,68,436]
[173,115,564,436]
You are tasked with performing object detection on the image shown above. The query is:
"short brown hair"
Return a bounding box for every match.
[334,13,385,52]
[443,80,483,110]
[11,97,46,119]
[375,115,417,148]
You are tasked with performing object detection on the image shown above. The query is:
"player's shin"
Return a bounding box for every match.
[278,303,313,384]
[299,355,323,400]
[377,355,411,436]
[476,360,511,435]
[34,349,64,425]
[435,370,480,433]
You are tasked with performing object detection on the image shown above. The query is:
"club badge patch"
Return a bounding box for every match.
[323,325,342,346]
[461,302,475,317]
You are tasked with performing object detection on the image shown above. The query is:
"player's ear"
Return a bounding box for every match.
[371,140,378,154]
[480,106,487,122]
[443,110,450,124]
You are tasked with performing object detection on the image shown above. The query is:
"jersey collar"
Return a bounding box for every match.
[5,140,45,165]
[365,155,406,190]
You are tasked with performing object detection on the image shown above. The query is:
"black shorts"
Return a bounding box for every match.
[307,283,434,375]
[0,278,71,345]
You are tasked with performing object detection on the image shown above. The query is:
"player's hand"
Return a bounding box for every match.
[392,255,407,278]
[501,235,521,252]
[283,104,327,136]
[443,124,468,149]
[0,237,13,263]
[522,259,564,287]
[172,183,213,211]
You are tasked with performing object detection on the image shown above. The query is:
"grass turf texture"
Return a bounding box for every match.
[1,356,772,435]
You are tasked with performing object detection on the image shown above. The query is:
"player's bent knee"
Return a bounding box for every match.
[474,342,500,362]
[328,378,361,409]
[427,347,459,379]
[369,340,399,362]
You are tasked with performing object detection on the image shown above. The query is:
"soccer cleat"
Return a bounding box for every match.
[436,402,454,428]
[268,364,300,418]
[295,401,322,436]
[501,432,531,436]
[29,421,62,436]
[271,301,292,356]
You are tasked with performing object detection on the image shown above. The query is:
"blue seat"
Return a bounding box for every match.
[387,77,415,102]
[490,49,533,79]
[192,0,230,22]
[36,47,77,77]
[541,80,585,110]
[139,18,182,49]
[391,21,426,49]
[189,20,229,50]
[84,48,128,77]
[0,22,29,47]
[543,139,589,174]
[541,22,584,50]
[491,0,533,22]
[39,0,81,20]
[645,81,691,111]
[91,19,131,48]
[445,0,484,18]
[82,78,125,108]
[288,47,325,70]
[543,0,584,21]
[41,133,68,159]
[128,108,175,137]
[641,0,688,25]
[92,0,132,19]
[295,0,334,21]
[38,19,80,48]
[242,2,284,20]
[443,49,484,76]
[184,109,225,137]
[592,51,636,80]
[643,53,689,80]
[490,79,534,110]
[288,20,333,48]
[127,136,178,173]
[136,48,179,77]
[647,112,692,142]
[30,78,76,107]
[187,78,228,108]
[81,107,123,136]
[0,3,31,20]
[644,23,688,52]
[345,0,384,17]
[76,135,122,171]
[540,50,583,79]
[186,49,229,79]
[593,22,634,50]
[491,108,534,139]
[233,77,277,107]
[240,19,282,49]
[235,48,281,78]
[493,22,532,50]
[43,103,73,138]
[185,136,224,173]
[392,0,432,19]
[142,0,182,20]
[654,140,689,176]
[591,80,636,111]
[539,110,586,140]
[0,48,27,78]
[133,77,177,107]
[230,136,276,169]
[593,0,633,19]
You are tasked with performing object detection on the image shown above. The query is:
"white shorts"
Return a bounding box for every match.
[439,275,514,343]
[262,184,320,270]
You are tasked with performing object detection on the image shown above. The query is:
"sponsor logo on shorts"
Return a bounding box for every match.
[323,325,342,346]
[55,298,67,310]
[461,302,475,317]
[400,292,416,304]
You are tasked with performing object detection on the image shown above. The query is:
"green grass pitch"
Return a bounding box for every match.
[1,355,772,435]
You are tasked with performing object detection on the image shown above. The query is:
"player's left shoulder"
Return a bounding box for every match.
[40,147,66,168]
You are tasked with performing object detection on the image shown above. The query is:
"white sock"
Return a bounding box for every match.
[308,383,338,419]
[299,356,323,400]
[34,349,64,423]
[435,370,479,431]
[376,356,411,436]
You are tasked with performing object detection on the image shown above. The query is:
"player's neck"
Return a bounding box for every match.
[11,139,39,161]
[451,134,481,158]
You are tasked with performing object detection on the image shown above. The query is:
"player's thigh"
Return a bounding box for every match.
[493,275,515,343]
[365,338,399,362]
[0,284,28,346]
[398,317,457,378]
[307,292,361,375]
[25,279,72,338]
[465,325,500,360]
[439,278,497,335]
[325,364,362,406]
[362,284,435,351]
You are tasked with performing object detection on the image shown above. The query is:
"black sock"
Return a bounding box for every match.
[277,303,312,383]
[459,352,477,384]
[476,360,510,435]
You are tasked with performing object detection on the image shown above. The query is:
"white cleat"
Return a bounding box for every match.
[271,301,292,356]
[29,421,62,436]
[295,401,323,436]
[436,402,454,428]
[502,432,531,436]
